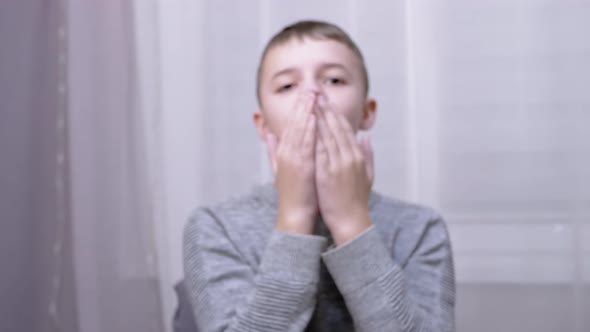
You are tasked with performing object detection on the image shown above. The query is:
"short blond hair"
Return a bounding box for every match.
[256,20,369,105]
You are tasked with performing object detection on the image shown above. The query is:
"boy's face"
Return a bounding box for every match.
[254,37,376,140]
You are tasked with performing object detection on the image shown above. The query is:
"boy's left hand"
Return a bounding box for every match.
[315,95,374,246]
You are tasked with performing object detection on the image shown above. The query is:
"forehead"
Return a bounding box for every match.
[261,37,360,76]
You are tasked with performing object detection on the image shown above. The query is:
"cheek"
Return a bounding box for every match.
[330,93,365,131]
[261,97,296,137]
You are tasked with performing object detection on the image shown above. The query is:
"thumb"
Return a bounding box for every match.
[266,132,278,176]
[360,135,374,185]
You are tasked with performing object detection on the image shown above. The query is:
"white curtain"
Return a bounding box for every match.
[0,1,78,331]
[1,1,165,331]
[67,1,163,332]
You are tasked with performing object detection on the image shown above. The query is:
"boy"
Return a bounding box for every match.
[183,20,455,332]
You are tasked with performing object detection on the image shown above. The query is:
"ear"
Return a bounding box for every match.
[253,110,269,141]
[359,98,377,131]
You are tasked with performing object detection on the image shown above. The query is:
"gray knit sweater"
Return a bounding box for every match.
[183,183,455,332]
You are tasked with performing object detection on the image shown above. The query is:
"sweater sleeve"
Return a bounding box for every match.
[321,214,455,332]
[183,208,328,332]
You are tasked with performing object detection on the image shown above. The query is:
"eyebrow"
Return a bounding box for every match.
[271,68,297,81]
[270,63,352,81]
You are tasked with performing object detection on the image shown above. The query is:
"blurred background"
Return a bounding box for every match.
[1,0,589,331]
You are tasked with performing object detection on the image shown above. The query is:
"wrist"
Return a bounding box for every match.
[328,212,372,246]
[276,208,316,234]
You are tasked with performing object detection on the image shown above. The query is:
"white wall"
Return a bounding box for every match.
[151,0,590,331]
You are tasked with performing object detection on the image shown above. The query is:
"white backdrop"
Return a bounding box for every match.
[137,0,590,331]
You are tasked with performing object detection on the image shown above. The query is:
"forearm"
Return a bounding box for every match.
[186,224,327,332]
[322,226,455,332]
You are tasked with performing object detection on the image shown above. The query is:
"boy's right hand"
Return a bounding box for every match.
[266,92,318,235]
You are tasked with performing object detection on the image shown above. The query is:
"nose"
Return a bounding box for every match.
[302,77,323,95]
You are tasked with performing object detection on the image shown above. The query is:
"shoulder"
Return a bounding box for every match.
[370,191,445,228]
[205,184,273,220]
[369,191,451,264]
[184,183,277,249]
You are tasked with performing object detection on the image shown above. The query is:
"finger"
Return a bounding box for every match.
[266,132,278,176]
[332,112,363,161]
[301,111,316,158]
[321,107,348,166]
[282,91,307,151]
[293,93,316,147]
[317,95,341,157]
[334,111,363,162]
[315,132,329,174]
[360,135,375,184]
[277,126,291,156]
[316,104,340,167]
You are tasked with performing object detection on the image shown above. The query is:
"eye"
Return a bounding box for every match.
[326,77,345,85]
[277,83,295,93]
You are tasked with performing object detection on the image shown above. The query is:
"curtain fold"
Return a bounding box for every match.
[67,1,163,332]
